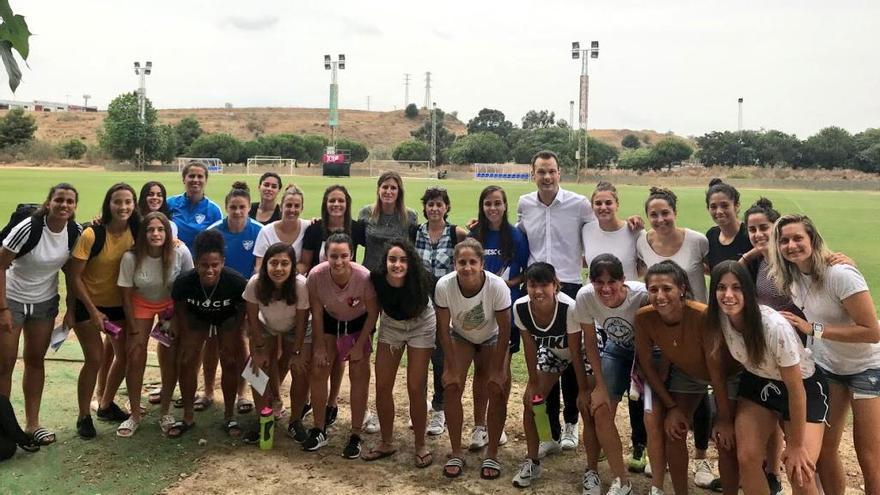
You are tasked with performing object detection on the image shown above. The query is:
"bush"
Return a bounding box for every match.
[336,137,369,163]
[617,148,655,171]
[447,132,508,164]
[0,108,38,148]
[404,103,419,119]
[621,134,641,149]
[187,133,243,164]
[175,116,203,155]
[392,140,430,161]
[59,138,87,159]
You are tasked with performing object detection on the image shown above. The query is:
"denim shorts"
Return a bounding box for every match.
[820,366,880,398]
[378,305,436,350]
[601,341,635,399]
[8,295,60,326]
[450,329,498,348]
[666,366,741,400]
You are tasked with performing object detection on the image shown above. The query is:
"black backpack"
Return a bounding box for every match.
[82,222,138,260]
[0,204,81,259]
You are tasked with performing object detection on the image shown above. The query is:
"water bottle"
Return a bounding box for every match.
[532,395,553,442]
[259,406,274,450]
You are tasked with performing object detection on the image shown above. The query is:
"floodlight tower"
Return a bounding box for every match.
[324,54,345,149]
[737,97,744,131]
[569,100,575,141]
[430,102,437,168]
[133,61,152,123]
[571,41,599,182]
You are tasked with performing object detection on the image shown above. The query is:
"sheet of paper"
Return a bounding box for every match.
[241,357,269,396]
[643,383,653,413]
[50,324,70,352]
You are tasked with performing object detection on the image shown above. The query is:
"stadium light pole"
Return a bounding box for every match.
[571,41,598,182]
[133,61,152,123]
[324,54,345,150]
[430,102,437,168]
[569,100,574,141]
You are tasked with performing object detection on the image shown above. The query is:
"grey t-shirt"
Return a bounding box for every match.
[357,205,417,271]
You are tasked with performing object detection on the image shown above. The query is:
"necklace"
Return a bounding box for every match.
[200,277,219,302]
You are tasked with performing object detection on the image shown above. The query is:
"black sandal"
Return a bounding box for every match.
[166,421,194,438]
[480,458,502,480]
[223,419,242,438]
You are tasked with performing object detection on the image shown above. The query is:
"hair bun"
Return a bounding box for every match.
[231,181,249,192]
[708,177,724,187]
[754,197,773,208]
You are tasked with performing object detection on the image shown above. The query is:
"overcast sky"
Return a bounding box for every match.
[7,0,878,138]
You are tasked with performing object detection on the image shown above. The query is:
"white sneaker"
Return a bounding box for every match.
[650,487,665,495]
[499,430,508,446]
[426,409,445,436]
[693,459,715,488]
[512,458,542,488]
[560,422,578,450]
[606,477,632,495]
[644,460,652,477]
[362,410,380,434]
[469,425,488,450]
[538,439,562,459]
[582,469,602,495]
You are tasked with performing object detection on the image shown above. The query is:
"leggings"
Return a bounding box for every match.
[629,397,648,447]
[0,394,27,461]
[430,346,444,411]
[693,393,712,451]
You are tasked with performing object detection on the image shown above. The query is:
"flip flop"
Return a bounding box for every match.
[415,451,433,468]
[361,447,397,461]
[236,397,254,414]
[443,456,466,479]
[224,419,242,438]
[31,427,56,446]
[166,421,194,438]
[148,387,162,405]
[480,458,502,480]
[193,396,213,412]
[173,397,183,409]
[116,418,140,438]
[159,414,176,433]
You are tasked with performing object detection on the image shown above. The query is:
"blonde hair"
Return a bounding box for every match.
[768,214,830,297]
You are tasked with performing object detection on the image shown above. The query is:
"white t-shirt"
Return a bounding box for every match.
[242,274,310,334]
[3,217,74,303]
[253,219,310,261]
[434,270,512,345]
[575,281,648,348]
[513,292,580,359]
[722,305,814,380]
[792,264,880,375]
[582,222,640,281]
[117,244,194,301]
[636,228,709,302]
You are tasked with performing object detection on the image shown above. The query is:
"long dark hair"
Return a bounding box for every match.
[473,185,514,265]
[256,242,299,306]
[708,260,766,365]
[138,181,170,217]
[644,260,693,300]
[320,184,352,236]
[133,212,176,286]
[374,239,430,315]
[370,171,409,227]
[35,183,78,220]
[100,182,141,229]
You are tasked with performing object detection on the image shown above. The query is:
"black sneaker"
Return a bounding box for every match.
[302,428,328,451]
[96,402,130,422]
[342,434,362,459]
[766,472,783,495]
[242,430,260,445]
[300,403,313,420]
[77,415,96,439]
[325,405,338,427]
[288,420,308,443]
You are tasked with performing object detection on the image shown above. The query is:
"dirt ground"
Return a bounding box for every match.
[164,365,867,495]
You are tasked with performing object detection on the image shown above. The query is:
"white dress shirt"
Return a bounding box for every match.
[517,188,594,284]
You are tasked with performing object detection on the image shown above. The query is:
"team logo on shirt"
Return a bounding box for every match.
[602,316,634,345]
[195,214,206,224]
[242,240,254,251]
[458,301,486,332]
[347,297,361,308]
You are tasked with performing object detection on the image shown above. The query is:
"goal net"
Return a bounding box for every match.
[246,156,296,176]
[177,157,223,174]
[368,160,434,180]
[473,163,531,181]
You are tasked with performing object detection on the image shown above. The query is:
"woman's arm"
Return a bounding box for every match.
[435,307,453,358]
[702,334,736,449]
[0,248,14,333]
[68,258,105,329]
[635,325,676,410]
[349,296,379,363]
[120,287,138,336]
[61,260,77,328]
[581,323,611,413]
[781,291,880,343]
[299,249,315,276]
[308,283,328,366]
[779,363,815,487]
[489,309,511,382]
[454,226,468,243]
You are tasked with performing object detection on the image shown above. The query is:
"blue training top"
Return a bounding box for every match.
[167,193,223,252]
[207,217,263,278]
[469,226,530,302]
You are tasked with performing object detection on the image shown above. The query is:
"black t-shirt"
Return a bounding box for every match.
[301,220,363,269]
[370,271,428,321]
[249,203,282,225]
[172,267,247,324]
[706,223,753,270]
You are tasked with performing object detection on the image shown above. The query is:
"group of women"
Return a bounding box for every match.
[0,157,877,495]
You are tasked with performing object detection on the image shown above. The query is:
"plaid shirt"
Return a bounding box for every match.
[414,223,456,280]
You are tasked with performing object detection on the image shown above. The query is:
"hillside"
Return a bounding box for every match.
[20,107,680,151]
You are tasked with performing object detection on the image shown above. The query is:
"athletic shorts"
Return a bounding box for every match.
[131,293,173,321]
[509,320,521,354]
[601,341,636,399]
[185,313,241,336]
[378,306,436,350]
[737,369,829,423]
[75,299,125,324]
[820,366,880,398]
[536,345,591,375]
[666,366,740,400]
[8,295,60,326]
[324,311,371,337]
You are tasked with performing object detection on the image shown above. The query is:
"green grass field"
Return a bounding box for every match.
[1,168,878,493]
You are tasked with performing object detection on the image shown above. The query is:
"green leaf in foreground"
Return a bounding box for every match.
[0,39,21,92]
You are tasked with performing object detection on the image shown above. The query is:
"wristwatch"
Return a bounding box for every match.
[811,322,825,340]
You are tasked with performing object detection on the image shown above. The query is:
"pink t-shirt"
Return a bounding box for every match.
[306,261,376,321]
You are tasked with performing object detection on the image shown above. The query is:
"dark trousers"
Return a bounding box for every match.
[629,397,647,447]
[693,393,712,451]
[430,346,444,411]
[0,394,27,461]
[545,282,584,440]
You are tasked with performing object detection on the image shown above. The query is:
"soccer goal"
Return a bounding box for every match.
[368,159,434,180]
[246,156,296,176]
[473,163,531,181]
[177,157,223,174]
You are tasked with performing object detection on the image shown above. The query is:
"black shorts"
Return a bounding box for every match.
[74,299,125,324]
[509,322,521,354]
[323,311,371,337]
[185,313,242,336]
[737,369,829,423]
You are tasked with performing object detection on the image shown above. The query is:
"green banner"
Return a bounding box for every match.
[329,83,338,127]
